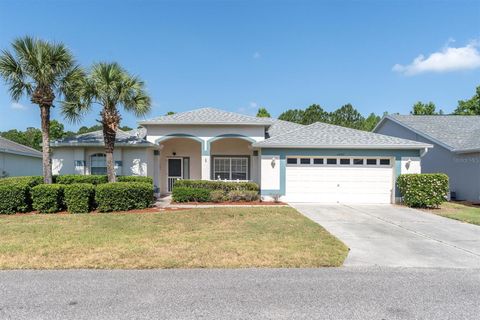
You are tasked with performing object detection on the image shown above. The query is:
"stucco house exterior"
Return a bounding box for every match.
[51,108,431,204]
[0,136,42,177]
[374,115,480,202]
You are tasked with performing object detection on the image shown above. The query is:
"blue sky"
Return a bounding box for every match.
[0,0,479,131]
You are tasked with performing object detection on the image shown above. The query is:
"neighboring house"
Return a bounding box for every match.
[0,136,42,177]
[374,115,480,202]
[51,108,431,204]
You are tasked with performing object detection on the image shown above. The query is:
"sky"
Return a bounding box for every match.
[0,0,479,132]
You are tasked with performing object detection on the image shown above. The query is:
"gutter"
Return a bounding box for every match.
[138,121,272,126]
[252,144,433,150]
[0,148,42,158]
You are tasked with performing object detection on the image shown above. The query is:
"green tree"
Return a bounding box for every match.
[301,104,329,125]
[411,101,437,115]
[0,36,83,183]
[256,107,271,118]
[62,62,151,182]
[278,109,305,124]
[362,113,381,131]
[329,104,365,129]
[453,86,480,115]
[166,111,175,115]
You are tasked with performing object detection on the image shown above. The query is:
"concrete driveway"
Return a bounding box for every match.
[290,203,480,268]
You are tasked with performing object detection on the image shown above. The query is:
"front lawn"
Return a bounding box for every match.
[0,207,348,269]
[427,202,480,226]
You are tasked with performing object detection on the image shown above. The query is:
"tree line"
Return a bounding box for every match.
[0,123,132,152]
[255,85,480,130]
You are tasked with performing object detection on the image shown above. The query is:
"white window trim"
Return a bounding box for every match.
[212,156,249,181]
[286,156,393,167]
[90,153,107,175]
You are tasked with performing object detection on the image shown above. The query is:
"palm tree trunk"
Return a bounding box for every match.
[40,105,53,184]
[102,108,120,183]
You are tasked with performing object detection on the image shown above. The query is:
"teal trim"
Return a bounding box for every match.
[260,148,421,196]
[154,134,208,155]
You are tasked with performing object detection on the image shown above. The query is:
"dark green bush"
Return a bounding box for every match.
[117,176,153,184]
[174,180,259,192]
[397,173,449,208]
[64,183,95,214]
[0,176,43,213]
[172,187,211,202]
[31,184,65,213]
[55,174,108,185]
[0,184,27,214]
[95,182,153,212]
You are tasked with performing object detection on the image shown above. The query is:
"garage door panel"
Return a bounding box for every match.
[285,160,393,204]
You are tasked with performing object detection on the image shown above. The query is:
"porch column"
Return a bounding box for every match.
[201,140,210,180]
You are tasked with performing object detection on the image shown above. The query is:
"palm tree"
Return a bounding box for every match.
[62,62,151,182]
[0,36,83,183]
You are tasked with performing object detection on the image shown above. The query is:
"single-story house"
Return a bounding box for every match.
[51,108,431,203]
[0,136,42,177]
[374,115,480,202]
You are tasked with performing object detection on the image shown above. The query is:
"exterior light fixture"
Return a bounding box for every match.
[271,158,276,168]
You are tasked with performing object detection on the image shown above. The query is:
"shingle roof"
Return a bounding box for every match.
[378,115,480,153]
[139,107,273,125]
[265,118,304,137]
[51,128,154,147]
[253,122,431,149]
[0,136,42,158]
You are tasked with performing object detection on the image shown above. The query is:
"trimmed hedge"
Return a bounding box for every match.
[32,184,65,213]
[397,173,449,208]
[64,183,95,214]
[0,176,43,213]
[117,176,153,184]
[95,182,153,212]
[174,180,259,192]
[227,190,259,202]
[172,187,211,202]
[55,174,108,185]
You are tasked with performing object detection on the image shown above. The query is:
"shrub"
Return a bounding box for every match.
[227,190,259,202]
[32,184,65,213]
[117,176,153,184]
[174,180,259,192]
[0,176,43,213]
[95,182,153,212]
[55,174,108,185]
[210,190,226,203]
[172,187,211,202]
[64,183,95,214]
[397,173,449,208]
[0,184,27,214]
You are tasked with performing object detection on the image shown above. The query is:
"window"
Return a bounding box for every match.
[287,158,298,164]
[379,159,391,166]
[313,158,324,165]
[326,158,337,165]
[90,153,107,175]
[353,159,364,165]
[300,158,311,164]
[340,158,350,165]
[213,157,248,180]
[366,159,377,165]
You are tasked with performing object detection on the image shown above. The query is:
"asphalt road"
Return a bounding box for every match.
[1,267,479,320]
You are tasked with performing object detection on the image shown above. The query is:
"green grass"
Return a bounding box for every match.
[429,202,480,226]
[0,207,348,269]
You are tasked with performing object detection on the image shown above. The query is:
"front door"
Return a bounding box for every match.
[167,158,182,192]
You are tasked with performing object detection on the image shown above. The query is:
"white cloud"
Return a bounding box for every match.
[393,40,480,75]
[253,51,261,59]
[11,102,27,110]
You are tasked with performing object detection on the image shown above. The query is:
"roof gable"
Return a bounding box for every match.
[254,121,431,149]
[377,115,480,152]
[139,107,273,126]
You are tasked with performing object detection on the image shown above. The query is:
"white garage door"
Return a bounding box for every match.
[285,157,394,204]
